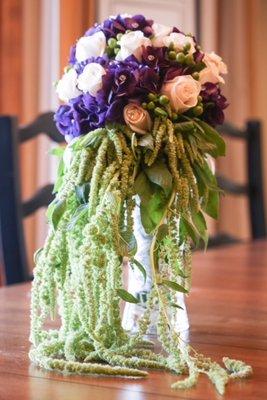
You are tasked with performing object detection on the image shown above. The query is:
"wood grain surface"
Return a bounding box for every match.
[0,241,266,400]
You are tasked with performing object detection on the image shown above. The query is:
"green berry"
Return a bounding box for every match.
[108,38,117,48]
[142,102,147,109]
[172,113,178,121]
[168,42,175,51]
[116,33,123,40]
[192,72,199,80]
[198,95,203,102]
[148,93,157,101]
[176,53,185,63]
[114,47,120,55]
[185,54,194,65]
[154,107,168,117]
[192,105,203,116]
[106,47,114,57]
[147,101,155,110]
[183,42,191,52]
[168,50,176,60]
[159,95,170,105]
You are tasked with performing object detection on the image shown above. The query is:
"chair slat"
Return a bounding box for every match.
[19,112,64,143]
[216,175,248,195]
[22,184,55,217]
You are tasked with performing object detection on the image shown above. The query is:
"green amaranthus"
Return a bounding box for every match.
[30,117,252,395]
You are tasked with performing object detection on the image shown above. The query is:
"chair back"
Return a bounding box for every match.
[209,120,266,247]
[0,113,64,285]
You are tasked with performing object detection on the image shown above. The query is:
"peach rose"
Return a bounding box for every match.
[161,75,201,112]
[199,51,228,84]
[123,103,152,135]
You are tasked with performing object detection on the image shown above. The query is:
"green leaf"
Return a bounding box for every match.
[47,199,66,231]
[53,158,65,194]
[162,279,188,293]
[192,210,208,249]
[116,288,139,304]
[50,146,65,157]
[131,258,147,283]
[75,183,91,205]
[205,189,219,219]
[68,204,88,230]
[170,302,184,310]
[194,161,220,219]
[145,159,173,196]
[179,216,199,246]
[195,120,226,157]
[134,172,170,234]
[120,231,137,257]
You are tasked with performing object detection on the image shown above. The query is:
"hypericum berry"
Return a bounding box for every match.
[183,42,191,52]
[147,101,156,110]
[154,107,168,117]
[172,113,178,121]
[168,42,175,51]
[116,33,123,40]
[168,50,176,60]
[142,102,147,109]
[148,93,157,101]
[108,38,117,48]
[176,53,185,63]
[192,105,203,116]
[192,72,199,80]
[185,54,194,65]
[198,95,203,102]
[159,95,170,105]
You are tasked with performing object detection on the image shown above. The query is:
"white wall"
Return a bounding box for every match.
[97,0,196,34]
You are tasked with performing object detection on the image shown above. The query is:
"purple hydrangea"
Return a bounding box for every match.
[54,95,107,140]
[201,83,228,126]
[100,14,153,39]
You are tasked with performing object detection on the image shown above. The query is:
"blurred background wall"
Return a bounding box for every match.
[0,0,266,269]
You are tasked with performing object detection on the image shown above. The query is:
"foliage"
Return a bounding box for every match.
[30,118,252,395]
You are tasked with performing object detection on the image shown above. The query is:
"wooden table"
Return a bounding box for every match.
[0,241,267,400]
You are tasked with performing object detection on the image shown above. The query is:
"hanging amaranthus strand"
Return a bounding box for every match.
[30,118,252,395]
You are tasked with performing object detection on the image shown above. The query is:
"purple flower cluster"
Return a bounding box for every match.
[55,14,228,141]
[200,83,228,126]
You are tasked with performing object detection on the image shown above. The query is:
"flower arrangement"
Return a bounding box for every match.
[30,14,252,395]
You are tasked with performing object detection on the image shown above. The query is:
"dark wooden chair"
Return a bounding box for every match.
[208,120,266,247]
[0,113,64,285]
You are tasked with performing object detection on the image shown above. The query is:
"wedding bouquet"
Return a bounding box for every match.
[30,14,252,394]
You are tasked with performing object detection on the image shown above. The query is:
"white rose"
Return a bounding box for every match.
[75,31,106,62]
[199,51,228,84]
[56,68,81,102]
[116,30,151,61]
[163,32,195,55]
[161,75,201,112]
[77,63,106,97]
[151,23,172,47]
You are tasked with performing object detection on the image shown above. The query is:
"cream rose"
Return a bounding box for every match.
[123,103,152,135]
[116,30,151,61]
[161,75,201,112]
[77,63,106,96]
[162,32,195,55]
[151,23,172,47]
[199,51,228,84]
[56,68,81,102]
[75,31,106,62]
